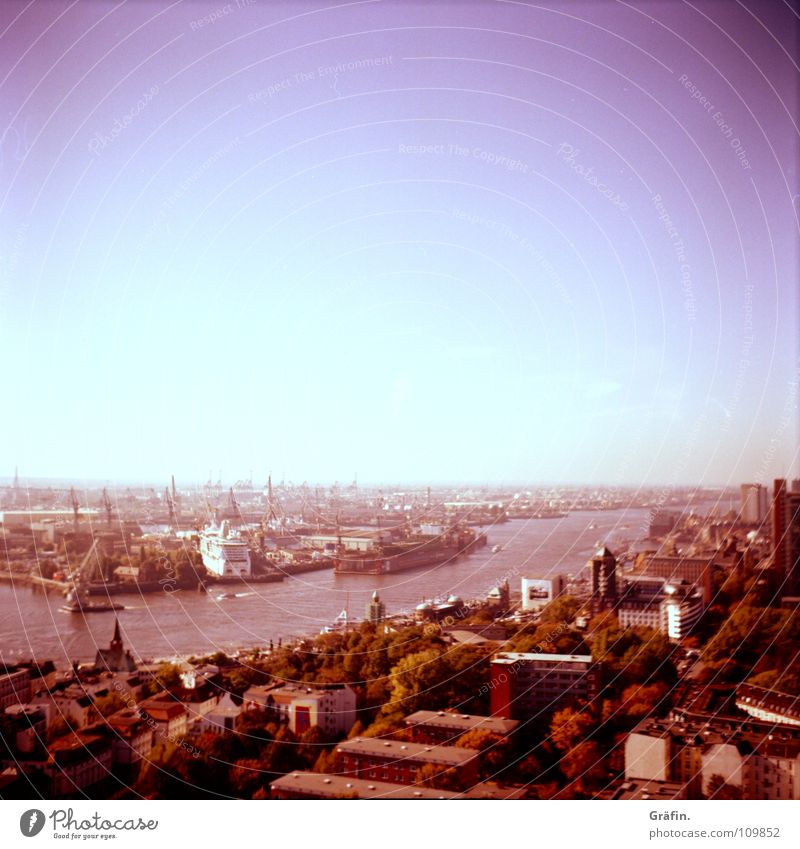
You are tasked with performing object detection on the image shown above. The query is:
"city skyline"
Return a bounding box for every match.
[0,470,792,490]
[1,0,798,485]
[2,0,800,819]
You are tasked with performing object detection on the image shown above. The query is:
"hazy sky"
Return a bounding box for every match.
[1,0,798,486]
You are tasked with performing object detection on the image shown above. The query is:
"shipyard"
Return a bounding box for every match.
[1,471,799,806]
[0,0,797,836]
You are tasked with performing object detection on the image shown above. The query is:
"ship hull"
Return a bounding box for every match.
[334,532,484,575]
[60,601,124,613]
[334,547,459,575]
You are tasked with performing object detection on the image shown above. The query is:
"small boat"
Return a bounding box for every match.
[491,544,503,553]
[61,588,123,614]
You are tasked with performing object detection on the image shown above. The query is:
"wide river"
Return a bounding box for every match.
[0,502,720,665]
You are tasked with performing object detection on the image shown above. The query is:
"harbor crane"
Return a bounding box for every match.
[102,488,113,525]
[69,537,104,585]
[261,474,282,531]
[227,487,245,526]
[165,486,176,527]
[70,487,80,534]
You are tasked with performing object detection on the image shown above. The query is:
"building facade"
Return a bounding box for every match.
[625,716,800,800]
[243,682,356,737]
[735,685,800,729]
[521,575,566,611]
[403,710,519,744]
[0,668,31,711]
[271,771,459,799]
[590,546,618,615]
[336,737,480,788]
[489,652,600,719]
[771,479,800,596]
[740,483,768,524]
[365,590,385,624]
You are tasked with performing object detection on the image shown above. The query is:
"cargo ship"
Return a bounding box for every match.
[61,587,124,614]
[334,526,486,575]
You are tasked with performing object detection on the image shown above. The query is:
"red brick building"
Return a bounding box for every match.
[489,652,600,719]
[336,737,480,789]
[403,710,518,745]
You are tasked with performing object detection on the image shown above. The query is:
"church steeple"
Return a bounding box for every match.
[110,618,122,652]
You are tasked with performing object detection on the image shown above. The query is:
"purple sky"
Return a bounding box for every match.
[0,0,798,486]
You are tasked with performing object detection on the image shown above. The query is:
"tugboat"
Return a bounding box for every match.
[61,586,124,614]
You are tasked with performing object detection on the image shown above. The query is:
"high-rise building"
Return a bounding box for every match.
[616,576,703,642]
[489,652,600,719]
[740,483,768,524]
[771,479,800,596]
[661,583,704,642]
[365,590,385,624]
[590,545,618,615]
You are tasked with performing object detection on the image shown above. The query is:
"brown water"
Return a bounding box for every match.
[0,505,711,665]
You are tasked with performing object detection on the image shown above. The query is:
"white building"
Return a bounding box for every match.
[31,686,95,729]
[625,717,800,800]
[735,685,800,729]
[199,521,251,577]
[244,683,356,737]
[521,575,565,611]
[617,575,665,629]
[200,692,242,735]
[661,583,703,642]
[615,576,703,642]
[740,484,768,524]
[0,668,31,710]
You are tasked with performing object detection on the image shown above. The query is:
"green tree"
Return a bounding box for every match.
[618,681,670,724]
[456,729,511,778]
[539,595,582,625]
[385,645,491,715]
[144,663,183,695]
[703,605,800,682]
[37,559,57,579]
[298,725,329,767]
[705,773,742,800]
[416,762,464,792]
[590,624,675,694]
[560,741,607,796]
[261,726,302,777]
[94,691,126,717]
[549,706,596,753]
[313,747,340,774]
[509,622,587,655]
[230,758,267,798]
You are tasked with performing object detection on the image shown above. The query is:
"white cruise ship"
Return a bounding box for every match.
[199,521,252,577]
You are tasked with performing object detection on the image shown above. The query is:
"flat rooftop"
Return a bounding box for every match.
[598,779,686,800]
[244,682,351,698]
[404,710,519,736]
[492,652,593,665]
[736,684,800,721]
[337,737,480,767]
[271,772,458,799]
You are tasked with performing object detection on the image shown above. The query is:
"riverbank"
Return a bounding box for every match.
[0,505,720,664]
